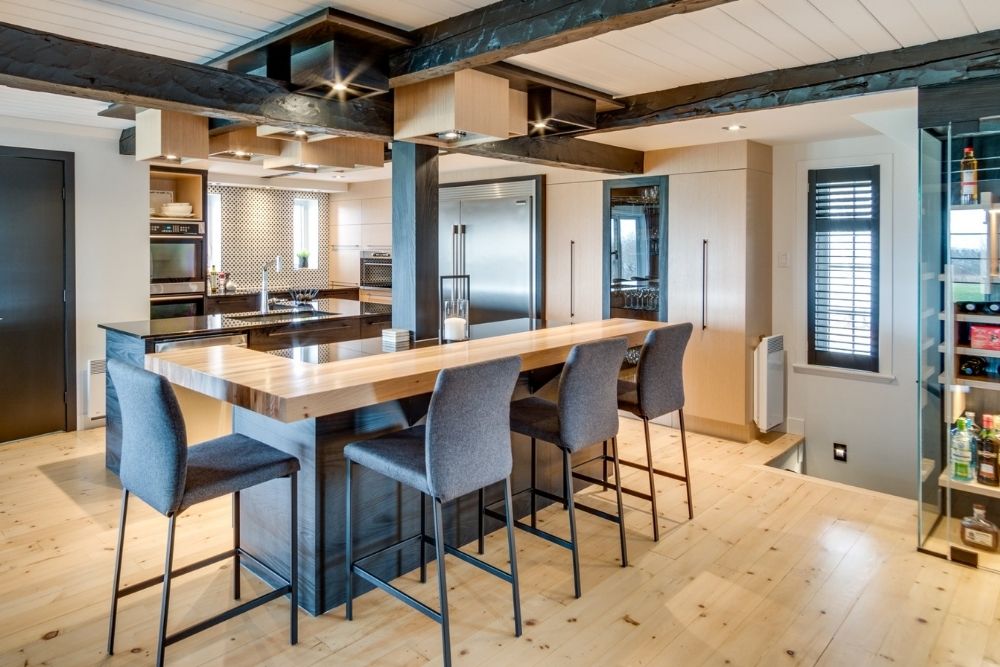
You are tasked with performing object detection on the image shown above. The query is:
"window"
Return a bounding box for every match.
[206,192,221,271]
[807,165,880,372]
[293,198,319,270]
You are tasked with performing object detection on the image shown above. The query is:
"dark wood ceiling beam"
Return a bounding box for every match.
[596,28,1000,133]
[389,0,736,88]
[451,136,643,174]
[0,21,393,140]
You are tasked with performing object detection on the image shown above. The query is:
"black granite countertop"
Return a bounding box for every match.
[100,298,389,340]
[266,318,559,364]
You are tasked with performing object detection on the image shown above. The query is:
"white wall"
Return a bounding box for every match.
[0,117,149,429]
[771,116,919,499]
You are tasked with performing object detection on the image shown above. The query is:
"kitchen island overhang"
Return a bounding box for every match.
[139,318,668,615]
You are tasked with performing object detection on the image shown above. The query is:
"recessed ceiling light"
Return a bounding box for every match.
[723,124,746,132]
[233,150,247,157]
[331,82,348,92]
[438,130,465,141]
[165,154,178,160]
[294,129,308,137]
[334,174,345,180]
[532,121,549,130]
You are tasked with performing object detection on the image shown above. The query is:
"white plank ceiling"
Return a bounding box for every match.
[511,0,999,96]
[0,0,992,149]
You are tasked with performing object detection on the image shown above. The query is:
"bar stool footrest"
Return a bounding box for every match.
[572,470,653,503]
[619,457,688,483]
[164,585,291,647]
[352,564,443,623]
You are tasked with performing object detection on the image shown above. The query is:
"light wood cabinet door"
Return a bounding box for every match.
[362,198,391,225]
[333,199,363,226]
[362,223,391,248]
[668,170,748,425]
[546,182,602,322]
[331,247,360,286]
[332,224,362,248]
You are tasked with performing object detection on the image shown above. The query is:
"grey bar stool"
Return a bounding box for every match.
[344,356,523,667]
[491,337,629,599]
[614,323,694,541]
[106,360,300,667]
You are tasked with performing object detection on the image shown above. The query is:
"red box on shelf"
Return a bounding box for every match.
[970,325,1000,351]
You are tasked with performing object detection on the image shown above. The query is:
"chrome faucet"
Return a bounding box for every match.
[260,255,282,314]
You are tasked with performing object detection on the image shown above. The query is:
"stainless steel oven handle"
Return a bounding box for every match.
[150,294,205,302]
[150,235,205,240]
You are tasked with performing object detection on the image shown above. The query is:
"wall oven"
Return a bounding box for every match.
[360,249,392,289]
[150,222,205,319]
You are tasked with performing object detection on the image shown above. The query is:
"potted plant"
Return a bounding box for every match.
[296,249,310,269]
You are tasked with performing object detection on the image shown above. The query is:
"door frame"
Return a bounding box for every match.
[602,175,668,321]
[0,145,76,432]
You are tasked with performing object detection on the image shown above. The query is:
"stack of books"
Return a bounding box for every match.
[382,328,411,352]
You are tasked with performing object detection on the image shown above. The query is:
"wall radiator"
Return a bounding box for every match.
[753,335,785,432]
[87,359,106,421]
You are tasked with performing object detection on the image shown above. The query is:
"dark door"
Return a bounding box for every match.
[0,154,68,442]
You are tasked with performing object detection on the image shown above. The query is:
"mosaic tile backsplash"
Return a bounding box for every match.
[209,185,330,291]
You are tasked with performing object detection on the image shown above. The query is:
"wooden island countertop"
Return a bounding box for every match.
[145,318,667,423]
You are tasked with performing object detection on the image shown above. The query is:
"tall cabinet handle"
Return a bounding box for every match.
[701,239,708,330]
[570,240,576,318]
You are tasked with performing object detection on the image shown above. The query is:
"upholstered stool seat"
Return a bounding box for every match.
[179,434,301,511]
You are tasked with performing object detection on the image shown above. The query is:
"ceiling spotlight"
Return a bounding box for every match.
[165,154,178,161]
[532,121,549,130]
[331,82,348,92]
[334,174,345,180]
[723,124,746,132]
[233,150,247,157]
[294,129,308,137]
[438,130,465,141]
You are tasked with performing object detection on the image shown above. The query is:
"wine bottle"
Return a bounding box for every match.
[961,146,979,205]
[978,415,1000,486]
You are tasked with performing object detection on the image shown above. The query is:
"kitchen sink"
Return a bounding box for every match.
[230,310,338,323]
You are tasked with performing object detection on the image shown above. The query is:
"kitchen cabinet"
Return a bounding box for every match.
[331,247,361,286]
[362,223,391,248]
[546,181,602,323]
[666,152,772,442]
[363,198,391,225]
[332,224,362,248]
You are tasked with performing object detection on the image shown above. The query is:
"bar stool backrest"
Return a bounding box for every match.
[557,337,629,452]
[108,359,188,516]
[636,322,693,419]
[425,355,522,502]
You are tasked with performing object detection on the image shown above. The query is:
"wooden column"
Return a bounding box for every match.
[391,141,439,340]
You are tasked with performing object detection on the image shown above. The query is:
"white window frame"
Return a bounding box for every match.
[293,197,319,270]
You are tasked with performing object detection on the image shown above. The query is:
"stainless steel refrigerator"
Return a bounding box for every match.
[439,178,543,324]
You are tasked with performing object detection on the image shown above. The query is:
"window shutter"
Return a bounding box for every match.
[807,165,880,372]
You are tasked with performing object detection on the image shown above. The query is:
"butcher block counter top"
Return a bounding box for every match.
[145,318,666,423]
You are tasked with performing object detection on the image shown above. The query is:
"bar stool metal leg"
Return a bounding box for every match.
[107,488,129,656]
[345,459,354,621]
[602,440,610,490]
[642,418,660,542]
[233,491,241,600]
[503,477,522,637]
[562,449,582,599]
[156,514,178,667]
[610,437,629,567]
[419,493,428,584]
[679,410,694,520]
[530,438,537,529]
[289,472,298,645]
[431,497,452,667]
[477,488,486,555]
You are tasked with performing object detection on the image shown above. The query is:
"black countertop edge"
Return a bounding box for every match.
[266,318,565,364]
[100,298,390,340]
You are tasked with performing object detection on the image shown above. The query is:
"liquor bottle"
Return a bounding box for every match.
[952,417,975,482]
[961,146,979,205]
[208,264,219,294]
[979,415,1000,486]
[960,356,987,376]
[961,504,999,551]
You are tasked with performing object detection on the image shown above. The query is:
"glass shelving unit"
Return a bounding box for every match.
[919,117,1000,570]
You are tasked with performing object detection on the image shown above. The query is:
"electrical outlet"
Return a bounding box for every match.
[833,442,847,462]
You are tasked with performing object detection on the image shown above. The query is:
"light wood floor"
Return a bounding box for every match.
[1,420,997,666]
